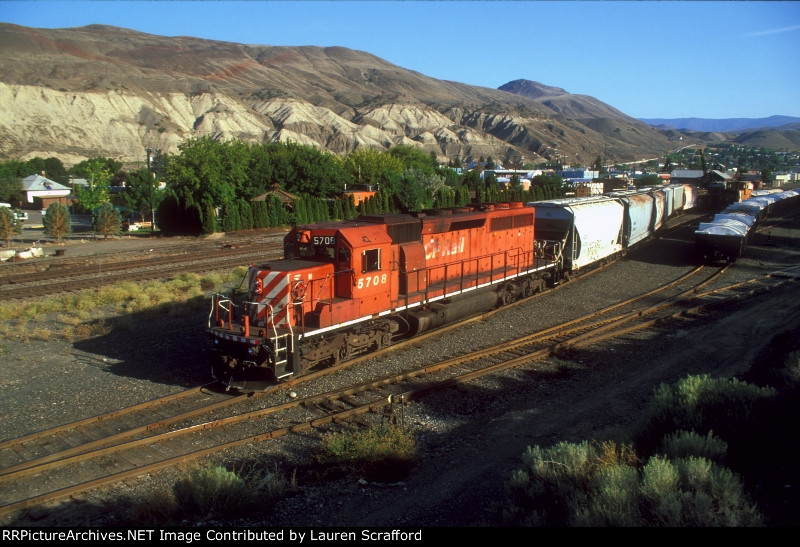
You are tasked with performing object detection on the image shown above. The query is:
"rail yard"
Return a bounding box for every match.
[1,199,799,527]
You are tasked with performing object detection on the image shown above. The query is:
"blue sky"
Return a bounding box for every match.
[2,1,799,119]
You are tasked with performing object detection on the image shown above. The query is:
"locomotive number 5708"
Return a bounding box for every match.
[357,273,388,290]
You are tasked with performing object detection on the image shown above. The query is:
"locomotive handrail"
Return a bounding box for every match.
[312,272,333,303]
[209,294,233,328]
[424,245,540,300]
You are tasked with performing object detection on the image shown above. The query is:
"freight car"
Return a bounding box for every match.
[208,185,698,390]
[694,188,800,263]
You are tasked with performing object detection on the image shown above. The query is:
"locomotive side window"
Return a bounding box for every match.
[362,249,381,273]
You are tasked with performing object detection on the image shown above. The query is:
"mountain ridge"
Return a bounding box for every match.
[0,23,796,167]
[638,115,800,132]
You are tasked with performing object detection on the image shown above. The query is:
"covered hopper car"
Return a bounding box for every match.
[694,188,800,263]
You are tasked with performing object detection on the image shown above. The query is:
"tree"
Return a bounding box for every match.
[343,148,404,187]
[221,202,241,232]
[0,161,25,204]
[202,203,218,234]
[456,185,471,207]
[238,199,254,231]
[43,202,71,244]
[760,168,773,188]
[122,168,165,231]
[252,201,268,229]
[637,174,661,187]
[92,202,122,239]
[75,158,112,213]
[267,194,288,227]
[166,136,233,216]
[388,144,438,174]
[69,157,122,180]
[0,207,22,247]
[43,157,69,185]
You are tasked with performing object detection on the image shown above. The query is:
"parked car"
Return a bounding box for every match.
[0,203,26,222]
[123,213,153,232]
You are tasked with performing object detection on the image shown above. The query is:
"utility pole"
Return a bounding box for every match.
[146,148,154,237]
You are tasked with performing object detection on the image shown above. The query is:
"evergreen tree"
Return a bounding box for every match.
[202,203,217,234]
[345,194,357,219]
[92,202,122,240]
[43,202,72,244]
[238,199,254,230]
[267,195,284,227]
[456,185,471,207]
[0,207,22,247]
[332,198,344,221]
[222,203,241,232]
[252,201,267,229]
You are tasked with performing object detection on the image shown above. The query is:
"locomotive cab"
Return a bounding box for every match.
[208,221,399,390]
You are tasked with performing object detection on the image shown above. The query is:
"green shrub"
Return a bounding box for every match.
[133,464,295,524]
[634,374,776,455]
[503,440,637,526]
[573,464,641,526]
[659,430,727,463]
[172,465,260,519]
[640,456,763,527]
[503,441,763,527]
[315,424,416,482]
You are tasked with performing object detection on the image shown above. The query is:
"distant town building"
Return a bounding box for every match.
[342,184,376,206]
[252,184,298,213]
[670,169,705,185]
[22,173,71,209]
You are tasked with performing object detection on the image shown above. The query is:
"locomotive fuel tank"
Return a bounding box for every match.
[405,290,501,335]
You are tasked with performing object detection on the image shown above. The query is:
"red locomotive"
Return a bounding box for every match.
[207,202,559,390]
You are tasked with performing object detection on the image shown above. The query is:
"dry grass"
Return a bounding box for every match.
[0,268,246,341]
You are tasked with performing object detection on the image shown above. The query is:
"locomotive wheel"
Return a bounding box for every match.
[210,351,235,383]
[501,285,515,305]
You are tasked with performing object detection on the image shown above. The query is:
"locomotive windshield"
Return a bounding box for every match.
[298,234,336,262]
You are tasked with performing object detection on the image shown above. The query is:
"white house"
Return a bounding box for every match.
[22,174,71,209]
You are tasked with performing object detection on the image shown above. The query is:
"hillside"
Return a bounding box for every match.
[0,23,678,167]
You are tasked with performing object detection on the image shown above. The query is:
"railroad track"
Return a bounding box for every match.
[3,261,796,522]
[0,245,283,300]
